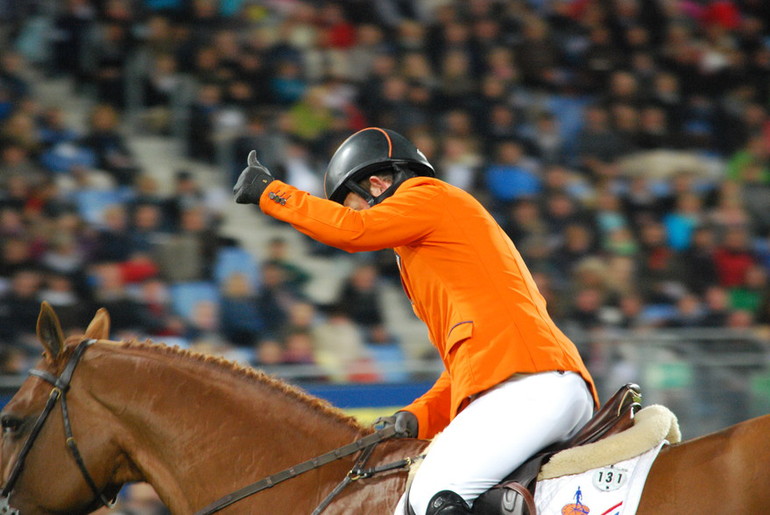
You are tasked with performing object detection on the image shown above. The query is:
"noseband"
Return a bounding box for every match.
[0,339,113,513]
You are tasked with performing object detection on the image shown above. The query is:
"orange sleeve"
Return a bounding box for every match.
[258,180,440,252]
[402,371,453,439]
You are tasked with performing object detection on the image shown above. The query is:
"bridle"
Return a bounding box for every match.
[0,338,421,515]
[0,339,114,514]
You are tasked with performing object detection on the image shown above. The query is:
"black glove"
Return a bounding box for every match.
[374,410,419,438]
[233,150,275,204]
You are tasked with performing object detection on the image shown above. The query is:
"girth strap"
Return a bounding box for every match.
[311,442,378,515]
[311,447,423,515]
[195,425,400,515]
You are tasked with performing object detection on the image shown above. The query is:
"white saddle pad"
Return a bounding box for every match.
[534,441,666,515]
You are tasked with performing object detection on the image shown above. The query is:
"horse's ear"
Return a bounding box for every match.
[84,307,111,341]
[37,301,65,361]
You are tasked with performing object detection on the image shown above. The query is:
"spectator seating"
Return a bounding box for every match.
[170,281,220,321]
[72,189,130,226]
[213,246,260,290]
[367,343,409,383]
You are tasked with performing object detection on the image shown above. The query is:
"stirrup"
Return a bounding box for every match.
[426,490,472,514]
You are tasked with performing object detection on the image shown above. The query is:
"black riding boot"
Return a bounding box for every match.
[425,490,473,514]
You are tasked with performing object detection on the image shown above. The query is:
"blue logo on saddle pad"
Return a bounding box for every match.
[561,486,590,514]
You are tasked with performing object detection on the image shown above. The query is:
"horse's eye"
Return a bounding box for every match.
[1,414,22,436]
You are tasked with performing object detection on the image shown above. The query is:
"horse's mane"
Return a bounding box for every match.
[70,336,365,432]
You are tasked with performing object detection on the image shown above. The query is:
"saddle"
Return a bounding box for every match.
[472,383,642,515]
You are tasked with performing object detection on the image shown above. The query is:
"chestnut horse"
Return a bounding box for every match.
[1,303,769,514]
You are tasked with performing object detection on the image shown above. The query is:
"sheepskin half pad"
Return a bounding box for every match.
[539,404,681,480]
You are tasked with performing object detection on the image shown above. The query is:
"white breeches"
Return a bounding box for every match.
[395,371,594,515]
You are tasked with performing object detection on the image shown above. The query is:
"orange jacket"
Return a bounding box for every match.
[260,177,598,439]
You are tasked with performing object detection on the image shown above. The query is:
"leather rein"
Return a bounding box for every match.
[0,339,114,514]
[195,423,423,515]
[0,339,420,514]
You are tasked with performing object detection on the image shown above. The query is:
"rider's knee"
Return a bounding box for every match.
[422,490,472,515]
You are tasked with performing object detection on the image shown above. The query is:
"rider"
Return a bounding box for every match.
[233,127,598,515]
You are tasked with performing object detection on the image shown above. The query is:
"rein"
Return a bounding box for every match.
[195,424,422,515]
[0,339,113,513]
[0,339,419,514]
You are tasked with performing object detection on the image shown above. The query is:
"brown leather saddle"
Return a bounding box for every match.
[472,383,642,515]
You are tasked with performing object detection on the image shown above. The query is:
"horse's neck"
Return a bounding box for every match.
[84,343,364,513]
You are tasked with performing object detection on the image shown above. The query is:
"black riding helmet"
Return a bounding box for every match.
[323,127,435,205]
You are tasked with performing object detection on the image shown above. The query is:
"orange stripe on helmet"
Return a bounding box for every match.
[359,127,393,157]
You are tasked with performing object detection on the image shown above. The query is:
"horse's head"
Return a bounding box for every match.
[0,302,123,514]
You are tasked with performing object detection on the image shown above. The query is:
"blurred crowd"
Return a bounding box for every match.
[2,0,770,390]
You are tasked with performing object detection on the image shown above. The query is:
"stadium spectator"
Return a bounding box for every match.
[219,272,263,347]
[594,185,631,249]
[80,104,139,185]
[757,288,770,327]
[277,138,323,197]
[140,52,183,135]
[263,236,311,294]
[92,204,133,262]
[313,305,366,382]
[636,220,687,305]
[255,261,302,335]
[89,20,133,109]
[164,170,207,229]
[662,191,706,251]
[185,298,227,351]
[714,225,758,288]
[565,286,608,332]
[281,327,317,366]
[230,110,289,184]
[483,139,541,215]
[701,285,732,327]
[253,336,284,369]
[281,327,326,382]
[88,261,141,333]
[729,263,768,313]
[483,103,522,149]
[0,346,28,375]
[129,202,169,253]
[550,223,597,286]
[0,140,49,189]
[40,232,86,281]
[682,224,720,296]
[574,104,632,177]
[37,106,80,149]
[186,82,224,163]
[1,2,770,465]
[39,269,88,331]
[614,292,647,330]
[132,276,185,338]
[286,85,335,154]
[739,160,770,235]
[523,111,567,165]
[0,267,44,348]
[334,262,387,330]
[665,293,706,329]
[436,134,481,193]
